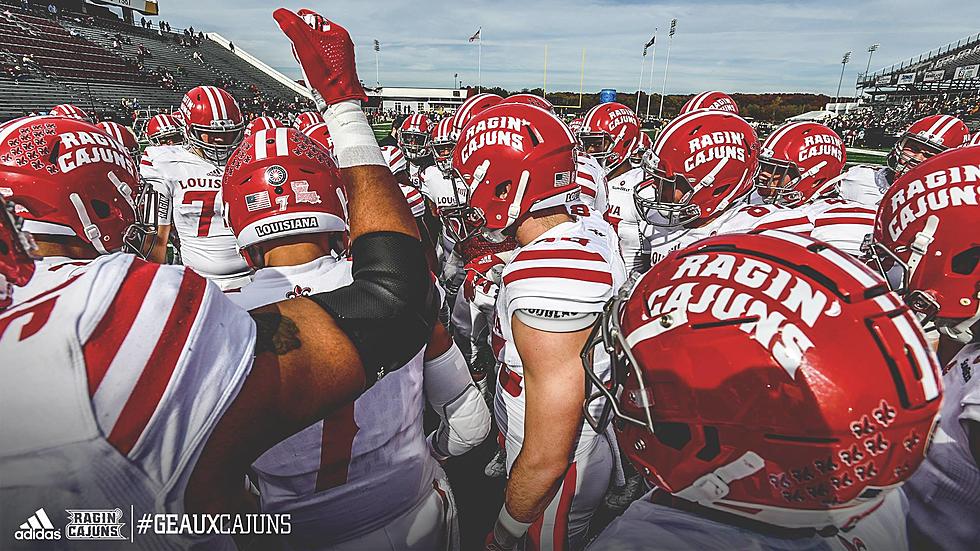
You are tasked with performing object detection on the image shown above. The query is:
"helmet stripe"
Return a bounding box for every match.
[254,129,269,160]
[275,127,289,157]
[762,121,807,150]
[653,109,722,156]
[200,86,221,121]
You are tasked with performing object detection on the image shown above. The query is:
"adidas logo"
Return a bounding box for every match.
[14,508,62,541]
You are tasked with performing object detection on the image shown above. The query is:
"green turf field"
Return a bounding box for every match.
[373,122,393,142]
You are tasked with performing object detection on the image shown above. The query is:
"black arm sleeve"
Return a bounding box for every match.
[308,231,439,385]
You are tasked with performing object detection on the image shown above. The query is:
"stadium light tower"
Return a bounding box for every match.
[864,43,879,82]
[835,51,852,112]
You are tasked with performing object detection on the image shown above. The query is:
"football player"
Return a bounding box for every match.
[754,122,875,256]
[0,9,438,549]
[223,126,489,550]
[585,230,941,550]
[49,103,91,121]
[140,85,252,290]
[577,102,644,271]
[634,110,813,269]
[397,113,434,187]
[453,102,627,551]
[838,114,968,206]
[244,115,285,137]
[865,145,980,551]
[144,113,185,146]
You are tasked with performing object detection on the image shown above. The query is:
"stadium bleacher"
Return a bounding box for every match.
[0,0,309,122]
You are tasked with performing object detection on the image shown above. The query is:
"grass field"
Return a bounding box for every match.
[373,122,393,142]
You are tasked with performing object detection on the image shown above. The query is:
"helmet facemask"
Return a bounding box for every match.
[124,180,159,259]
[634,153,702,227]
[755,154,804,207]
[889,133,946,177]
[431,138,456,175]
[187,120,244,165]
[578,131,615,169]
[398,130,431,161]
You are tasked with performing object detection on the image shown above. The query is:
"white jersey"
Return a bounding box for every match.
[1,253,255,550]
[588,489,909,551]
[605,167,647,272]
[228,256,448,546]
[400,183,426,218]
[577,153,608,215]
[140,145,249,283]
[493,218,627,462]
[838,165,892,207]
[904,343,980,550]
[644,203,814,266]
[795,199,876,257]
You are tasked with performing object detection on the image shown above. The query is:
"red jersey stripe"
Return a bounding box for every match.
[579,185,597,198]
[825,206,876,215]
[84,260,160,396]
[815,217,875,227]
[756,217,811,231]
[577,170,595,183]
[515,248,605,263]
[504,267,612,286]
[107,270,207,455]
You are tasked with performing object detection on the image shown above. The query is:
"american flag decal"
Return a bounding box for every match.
[245,191,271,212]
[554,171,571,187]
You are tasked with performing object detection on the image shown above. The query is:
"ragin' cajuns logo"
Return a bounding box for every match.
[798,133,844,163]
[639,252,840,377]
[57,131,137,176]
[884,162,979,240]
[685,131,747,172]
[459,116,531,165]
[707,97,738,113]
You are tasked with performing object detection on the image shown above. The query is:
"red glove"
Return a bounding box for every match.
[463,253,505,303]
[272,8,367,105]
[484,530,511,551]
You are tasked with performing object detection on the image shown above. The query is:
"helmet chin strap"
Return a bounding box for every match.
[505,169,531,229]
[940,300,980,344]
[69,193,108,255]
[906,215,939,282]
[674,451,765,504]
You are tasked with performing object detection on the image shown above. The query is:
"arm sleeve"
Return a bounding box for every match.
[424,343,491,458]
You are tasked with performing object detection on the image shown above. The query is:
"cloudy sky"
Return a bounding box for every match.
[154,0,979,95]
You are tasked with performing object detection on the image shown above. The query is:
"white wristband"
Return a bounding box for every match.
[321,100,385,169]
[493,504,531,548]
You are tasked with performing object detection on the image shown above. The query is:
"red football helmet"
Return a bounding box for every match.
[500,93,555,113]
[430,117,456,174]
[96,121,139,158]
[451,103,579,243]
[635,109,760,228]
[889,115,968,176]
[293,111,325,133]
[144,113,184,145]
[0,116,153,257]
[452,93,503,138]
[865,145,980,341]
[245,116,285,138]
[0,195,36,309]
[584,230,941,530]
[578,102,641,173]
[397,114,432,161]
[49,104,91,121]
[629,131,653,168]
[301,122,333,153]
[179,85,245,164]
[755,122,846,207]
[568,116,585,135]
[222,127,346,266]
[680,91,739,115]
[966,133,980,147]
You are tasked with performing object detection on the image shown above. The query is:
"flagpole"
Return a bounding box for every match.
[478,28,483,93]
[658,19,676,120]
[635,47,645,115]
[543,44,548,98]
[645,29,658,119]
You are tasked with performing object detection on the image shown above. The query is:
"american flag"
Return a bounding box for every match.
[245,191,271,212]
[469,29,481,42]
[643,34,656,56]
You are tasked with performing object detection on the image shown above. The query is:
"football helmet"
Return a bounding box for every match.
[865,145,980,341]
[301,122,333,153]
[966,133,980,147]
[680,91,739,115]
[568,116,585,135]
[245,116,284,138]
[49,104,91,121]
[96,121,139,159]
[635,109,759,228]
[0,195,36,309]
[888,115,968,177]
[583,230,941,530]
[629,131,653,168]
[0,116,154,257]
[144,113,184,145]
[397,114,432,161]
[430,117,455,174]
[222,126,346,265]
[755,122,846,207]
[451,103,579,243]
[452,93,503,138]
[500,93,555,113]
[293,111,325,133]
[578,102,641,173]
[179,85,245,165]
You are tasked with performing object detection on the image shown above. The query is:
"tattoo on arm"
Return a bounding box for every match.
[252,311,302,356]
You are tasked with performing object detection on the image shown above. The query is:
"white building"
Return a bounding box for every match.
[366,87,469,115]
